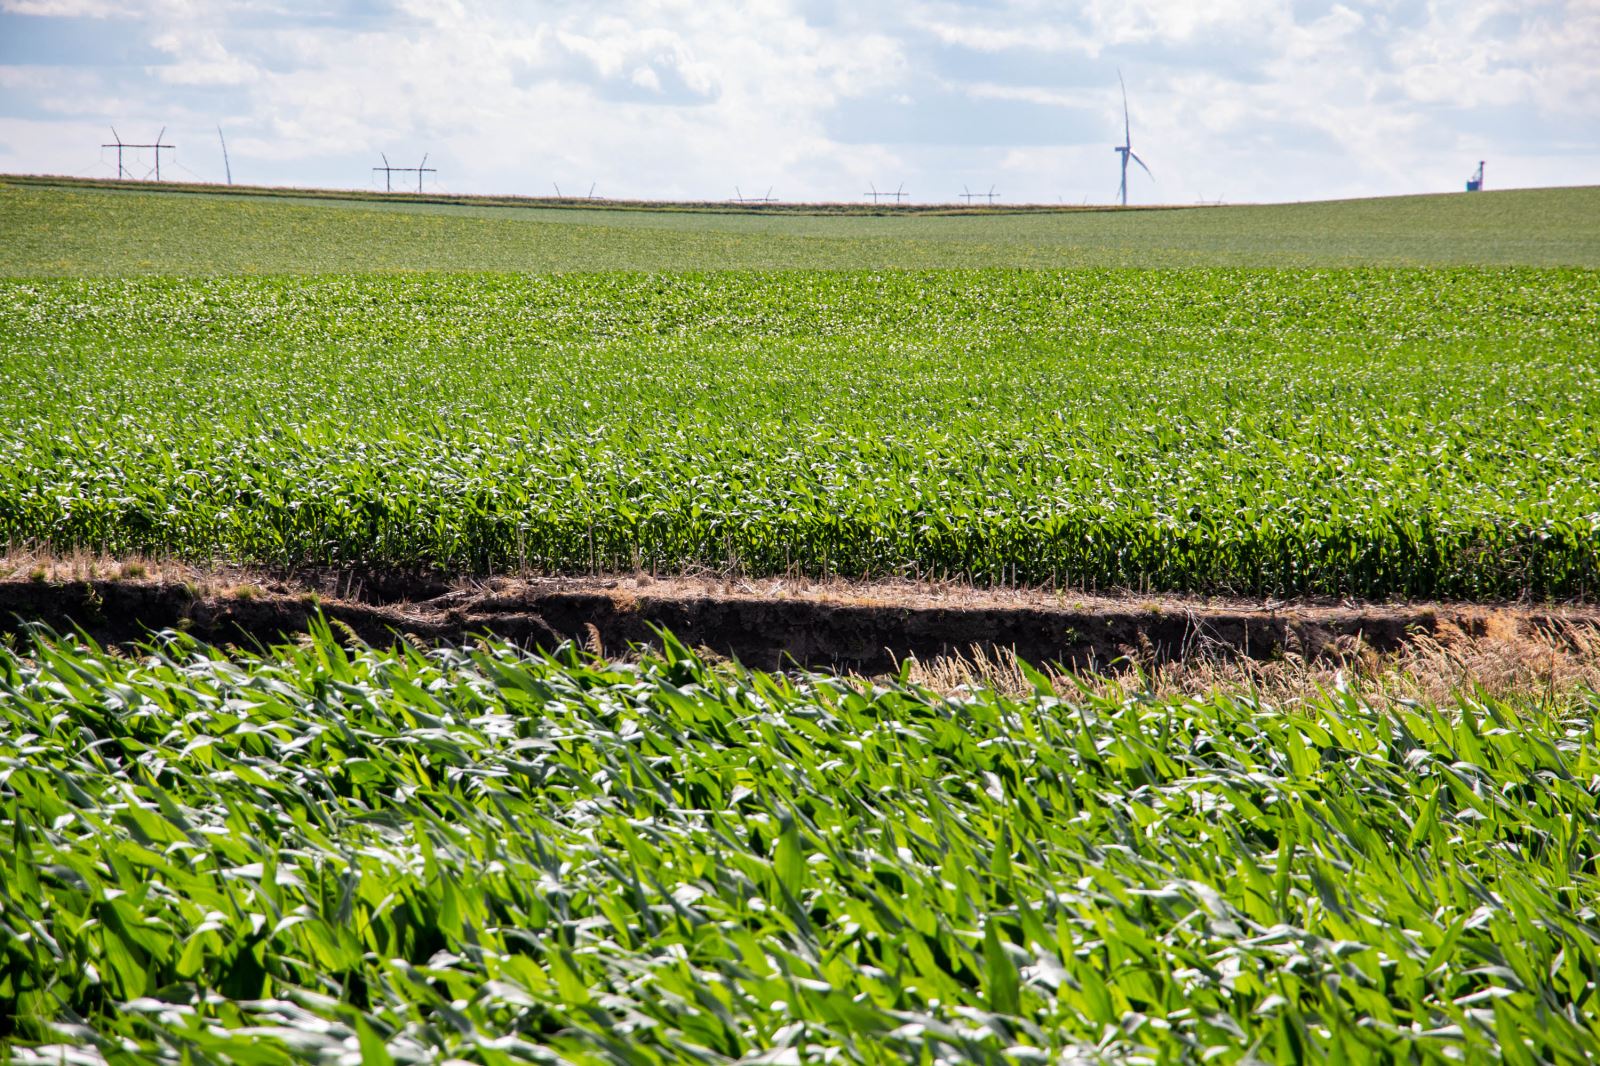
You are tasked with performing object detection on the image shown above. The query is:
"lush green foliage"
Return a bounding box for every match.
[4,269,1599,598]
[2,627,1598,1063]
[5,179,1600,276]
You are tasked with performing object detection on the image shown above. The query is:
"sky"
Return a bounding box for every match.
[0,0,1595,206]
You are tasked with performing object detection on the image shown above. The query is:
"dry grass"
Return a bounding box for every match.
[0,548,210,587]
[7,551,1600,704]
[900,623,1600,705]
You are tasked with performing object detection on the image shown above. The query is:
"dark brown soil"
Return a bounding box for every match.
[3,568,1596,673]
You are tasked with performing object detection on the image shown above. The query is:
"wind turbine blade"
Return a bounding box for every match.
[419,153,428,169]
[1119,70,1130,146]
[157,126,166,144]
[217,125,232,185]
[1130,152,1153,179]
[382,152,390,168]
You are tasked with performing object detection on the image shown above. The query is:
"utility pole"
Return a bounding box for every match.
[959,185,998,205]
[102,127,174,180]
[372,152,435,192]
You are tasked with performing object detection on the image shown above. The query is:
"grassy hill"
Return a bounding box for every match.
[3,174,1598,274]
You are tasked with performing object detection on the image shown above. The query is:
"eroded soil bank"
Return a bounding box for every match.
[3,562,1596,673]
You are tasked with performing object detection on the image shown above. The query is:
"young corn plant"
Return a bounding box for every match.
[1,626,1598,1063]
[2,269,1597,598]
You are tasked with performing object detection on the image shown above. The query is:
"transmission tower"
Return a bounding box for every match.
[372,152,436,192]
[864,182,908,205]
[102,127,175,180]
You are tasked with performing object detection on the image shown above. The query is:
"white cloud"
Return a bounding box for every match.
[1077,0,1287,46]
[1389,0,1600,116]
[965,83,1082,108]
[149,28,259,86]
[916,21,1093,54]
[0,0,1594,202]
[0,0,121,15]
[916,0,1288,55]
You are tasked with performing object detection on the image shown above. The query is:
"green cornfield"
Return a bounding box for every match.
[3,627,1599,1063]
[5,176,1600,1066]
[2,269,1598,598]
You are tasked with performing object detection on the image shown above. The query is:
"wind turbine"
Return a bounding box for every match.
[1113,70,1153,207]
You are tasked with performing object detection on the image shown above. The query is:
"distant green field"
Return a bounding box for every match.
[4,269,1597,598]
[3,176,1599,273]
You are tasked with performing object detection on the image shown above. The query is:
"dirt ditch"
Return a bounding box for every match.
[2,564,1596,674]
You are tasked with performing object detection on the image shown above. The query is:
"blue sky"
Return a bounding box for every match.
[0,0,1595,205]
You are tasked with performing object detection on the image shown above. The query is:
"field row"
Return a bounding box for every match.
[3,270,1598,598]
[3,627,1598,1062]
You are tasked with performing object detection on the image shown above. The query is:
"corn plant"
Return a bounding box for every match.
[2,626,1599,1062]
[2,269,1597,597]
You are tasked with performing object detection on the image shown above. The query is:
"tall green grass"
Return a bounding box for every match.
[3,269,1598,598]
[2,626,1598,1062]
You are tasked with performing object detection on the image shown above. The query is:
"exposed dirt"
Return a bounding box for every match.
[3,561,1597,674]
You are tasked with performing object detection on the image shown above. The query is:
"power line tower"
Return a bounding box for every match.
[959,184,998,205]
[102,128,128,180]
[372,152,436,192]
[732,186,777,204]
[865,182,907,205]
[102,127,175,180]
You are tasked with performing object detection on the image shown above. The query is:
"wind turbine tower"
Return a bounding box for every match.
[1113,71,1153,207]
